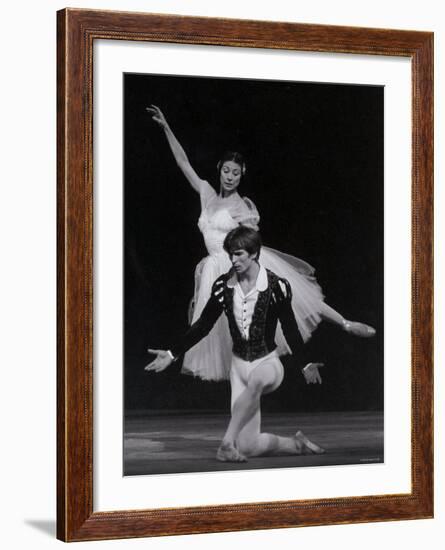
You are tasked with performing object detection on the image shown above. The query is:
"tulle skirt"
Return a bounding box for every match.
[181,246,325,381]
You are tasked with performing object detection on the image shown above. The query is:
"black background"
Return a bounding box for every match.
[124,73,383,413]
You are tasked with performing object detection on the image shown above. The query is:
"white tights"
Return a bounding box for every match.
[225,351,299,457]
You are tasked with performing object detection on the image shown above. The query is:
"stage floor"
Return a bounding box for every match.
[124,410,383,476]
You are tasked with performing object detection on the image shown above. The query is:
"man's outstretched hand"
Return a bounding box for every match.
[145,349,173,373]
[303,362,324,384]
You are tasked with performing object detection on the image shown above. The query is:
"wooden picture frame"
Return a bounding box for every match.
[57,8,433,542]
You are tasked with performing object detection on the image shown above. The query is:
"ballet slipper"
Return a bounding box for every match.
[342,319,376,338]
[216,442,248,463]
[295,430,325,455]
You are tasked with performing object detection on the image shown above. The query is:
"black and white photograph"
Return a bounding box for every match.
[123,72,384,476]
[3,0,440,546]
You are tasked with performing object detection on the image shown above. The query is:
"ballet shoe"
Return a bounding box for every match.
[216,442,248,463]
[342,319,376,338]
[295,430,325,455]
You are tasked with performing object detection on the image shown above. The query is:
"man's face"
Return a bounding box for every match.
[229,248,257,275]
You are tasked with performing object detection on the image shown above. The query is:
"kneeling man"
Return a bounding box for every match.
[146,226,324,462]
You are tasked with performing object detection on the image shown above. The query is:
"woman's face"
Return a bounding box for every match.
[219,161,242,196]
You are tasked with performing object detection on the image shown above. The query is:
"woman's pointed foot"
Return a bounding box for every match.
[216,442,247,463]
[342,320,376,338]
[295,431,325,455]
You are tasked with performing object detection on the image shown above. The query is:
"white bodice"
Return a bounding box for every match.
[198,207,238,256]
[197,188,260,256]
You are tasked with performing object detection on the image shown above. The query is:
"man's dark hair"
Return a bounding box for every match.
[223,226,262,260]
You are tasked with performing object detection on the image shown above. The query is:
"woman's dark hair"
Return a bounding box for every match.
[216,151,246,176]
[223,226,262,260]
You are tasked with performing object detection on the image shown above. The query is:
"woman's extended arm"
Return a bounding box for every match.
[146,105,206,194]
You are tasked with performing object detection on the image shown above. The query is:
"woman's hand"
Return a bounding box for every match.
[144,348,173,373]
[144,104,204,193]
[146,104,169,129]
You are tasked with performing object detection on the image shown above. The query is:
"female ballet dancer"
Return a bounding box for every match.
[145,105,375,381]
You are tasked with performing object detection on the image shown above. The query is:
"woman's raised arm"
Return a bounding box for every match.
[146,105,206,194]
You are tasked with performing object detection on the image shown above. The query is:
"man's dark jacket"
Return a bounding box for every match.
[171,268,310,370]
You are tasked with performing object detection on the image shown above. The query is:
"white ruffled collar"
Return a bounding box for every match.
[226,264,268,292]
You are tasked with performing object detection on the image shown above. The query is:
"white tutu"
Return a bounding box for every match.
[181,185,325,381]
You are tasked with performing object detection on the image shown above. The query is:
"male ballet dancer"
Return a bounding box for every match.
[145,226,325,462]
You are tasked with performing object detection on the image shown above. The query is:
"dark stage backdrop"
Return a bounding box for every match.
[124,73,384,413]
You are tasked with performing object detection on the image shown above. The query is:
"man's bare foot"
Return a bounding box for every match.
[295,430,325,455]
[216,442,247,463]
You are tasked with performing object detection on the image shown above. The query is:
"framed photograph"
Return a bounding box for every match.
[57,8,433,542]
